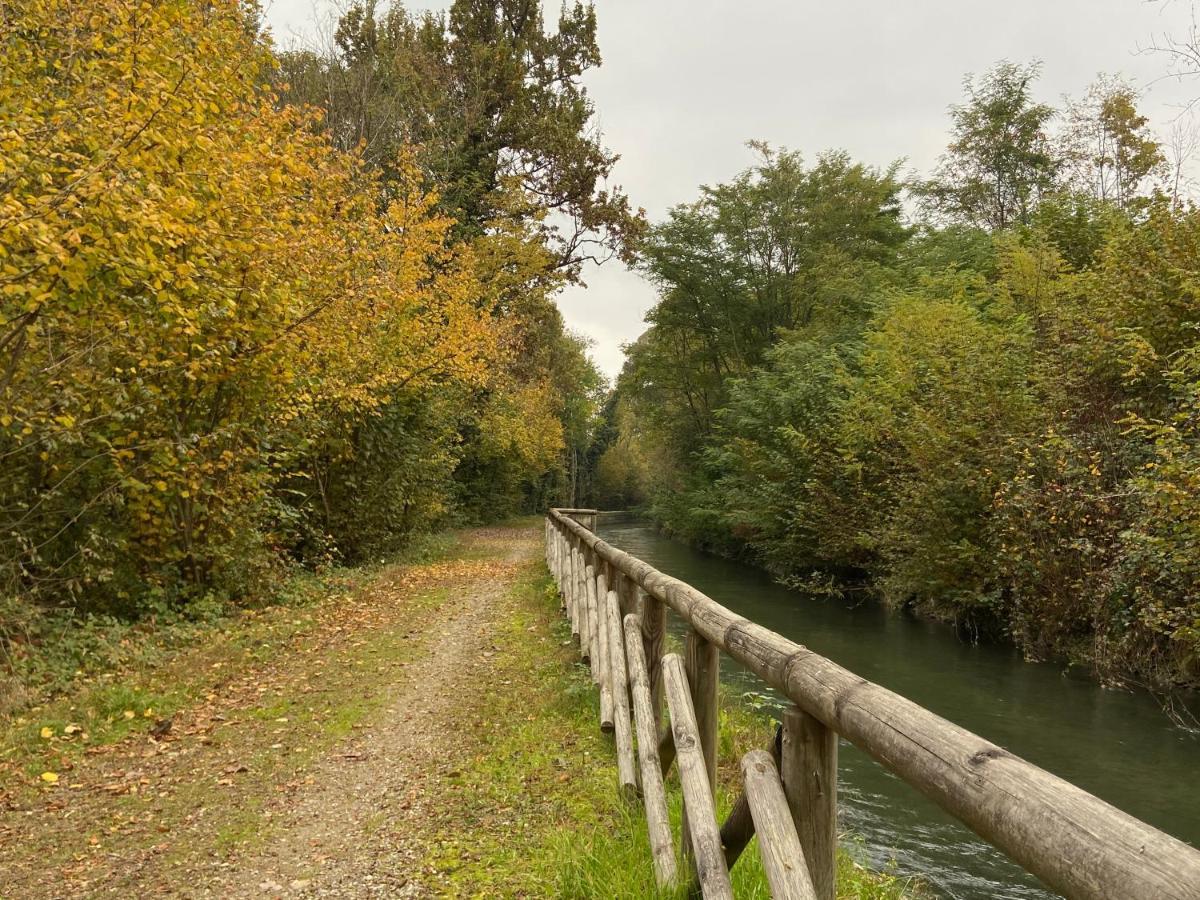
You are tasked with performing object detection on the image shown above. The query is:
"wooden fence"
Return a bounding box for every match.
[545,508,1200,900]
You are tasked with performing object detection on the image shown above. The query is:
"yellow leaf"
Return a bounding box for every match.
[40,772,59,784]
[123,710,135,720]
[39,726,53,739]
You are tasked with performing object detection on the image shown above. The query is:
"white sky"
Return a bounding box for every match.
[263,0,1200,379]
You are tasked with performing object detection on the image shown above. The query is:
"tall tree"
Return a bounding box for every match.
[921,61,1059,230]
[276,0,644,274]
[1061,76,1164,210]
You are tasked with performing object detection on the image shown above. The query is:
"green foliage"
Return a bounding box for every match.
[1061,75,1165,212]
[614,77,1200,687]
[919,61,1059,229]
[276,0,645,272]
[623,145,907,477]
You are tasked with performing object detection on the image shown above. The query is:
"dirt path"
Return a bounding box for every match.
[0,526,546,899]
[207,538,536,899]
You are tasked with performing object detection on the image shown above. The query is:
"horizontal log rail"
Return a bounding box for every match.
[545,508,1200,900]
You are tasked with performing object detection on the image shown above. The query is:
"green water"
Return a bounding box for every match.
[596,515,1200,899]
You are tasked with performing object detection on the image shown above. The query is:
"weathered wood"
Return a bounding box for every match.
[681,629,718,864]
[623,613,677,888]
[605,589,637,799]
[564,535,577,640]
[782,706,837,900]
[558,508,598,532]
[593,566,614,731]
[573,545,589,664]
[662,653,733,900]
[563,535,575,624]
[640,587,666,736]
[685,630,719,788]
[585,560,600,673]
[616,569,638,618]
[742,749,818,900]
[556,530,566,602]
[563,534,580,646]
[548,509,1200,900]
[719,725,782,870]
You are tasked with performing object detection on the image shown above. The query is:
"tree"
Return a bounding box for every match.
[0,0,499,609]
[921,62,1059,230]
[629,146,906,442]
[276,0,644,274]
[1061,76,1164,210]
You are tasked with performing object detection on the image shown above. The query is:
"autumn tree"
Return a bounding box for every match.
[0,0,498,610]
[921,62,1059,230]
[1061,76,1164,210]
[274,1,629,521]
[276,0,644,273]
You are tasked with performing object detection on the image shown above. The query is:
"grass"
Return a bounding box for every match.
[0,522,925,897]
[0,529,461,718]
[0,532,462,779]
[408,563,924,898]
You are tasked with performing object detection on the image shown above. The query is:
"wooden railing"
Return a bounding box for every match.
[545,508,1200,900]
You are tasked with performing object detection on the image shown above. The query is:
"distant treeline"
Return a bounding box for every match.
[595,63,1200,689]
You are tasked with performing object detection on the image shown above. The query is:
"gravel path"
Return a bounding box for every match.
[203,535,539,899]
[0,526,543,899]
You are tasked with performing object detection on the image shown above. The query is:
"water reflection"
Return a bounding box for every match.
[597,515,1199,899]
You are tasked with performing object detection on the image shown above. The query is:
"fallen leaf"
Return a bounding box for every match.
[39,726,53,739]
[40,771,59,784]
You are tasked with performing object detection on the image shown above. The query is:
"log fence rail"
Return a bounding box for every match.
[545,509,1200,900]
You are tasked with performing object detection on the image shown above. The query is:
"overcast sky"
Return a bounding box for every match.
[263,0,1200,378]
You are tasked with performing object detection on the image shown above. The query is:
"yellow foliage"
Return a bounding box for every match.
[479,380,565,474]
[0,0,501,594]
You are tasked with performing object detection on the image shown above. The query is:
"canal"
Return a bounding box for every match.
[596,515,1200,899]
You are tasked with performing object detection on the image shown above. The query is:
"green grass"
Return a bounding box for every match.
[1,533,465,777]
[0,529,464,719]
[0,523,927,897]
[415,564,924,897]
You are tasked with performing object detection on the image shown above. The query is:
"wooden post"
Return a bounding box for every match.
[682,630,719,866]
[719,725,782,870]
[554,527,564,604]
[623,614,676,887]
[640,588,665,735]
[615,569,637,618]
[592,564,614,731]
[685,631,719,791]
[782,705,837,900]
[585,562,600,680]
[574,545,590,665]
[742,749,818,900]
[605,589,637,798]
[561,533,573,619]
[663,653,733,900]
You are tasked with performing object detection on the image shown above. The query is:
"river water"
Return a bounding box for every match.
[596,515,1200,899]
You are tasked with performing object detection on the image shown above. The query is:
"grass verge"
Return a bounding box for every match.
[408,563,924,898]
